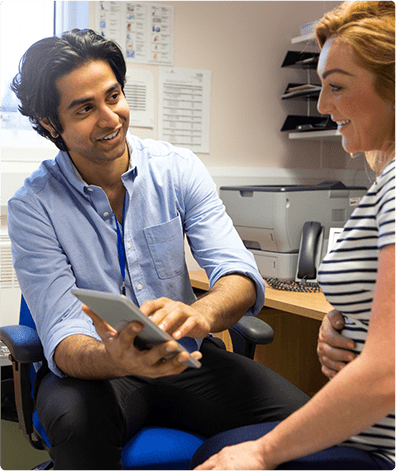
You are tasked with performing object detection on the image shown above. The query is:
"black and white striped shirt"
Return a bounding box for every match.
[318,158,395,464]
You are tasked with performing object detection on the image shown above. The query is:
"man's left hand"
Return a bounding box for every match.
[140,297,212,340]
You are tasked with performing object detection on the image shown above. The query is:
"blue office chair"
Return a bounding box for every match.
[1,295,274,470]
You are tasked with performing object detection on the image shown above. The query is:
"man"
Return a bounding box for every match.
[8,29,310,469]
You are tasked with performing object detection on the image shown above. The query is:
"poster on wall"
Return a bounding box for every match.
[96,1,174,66]
[125,69,155,128]
[158,68,211,154]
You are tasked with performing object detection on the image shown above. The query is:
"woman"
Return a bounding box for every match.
[192,2,395,469]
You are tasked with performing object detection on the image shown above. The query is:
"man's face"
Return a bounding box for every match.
[52,60,130,167]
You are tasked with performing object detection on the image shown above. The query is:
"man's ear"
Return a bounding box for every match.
[40,118,58,138]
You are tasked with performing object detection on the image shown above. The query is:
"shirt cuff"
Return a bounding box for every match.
[208,264,265,317]
[44,319,101,377]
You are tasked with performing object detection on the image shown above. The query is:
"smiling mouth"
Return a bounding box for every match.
[336,119,351,129]
[100,129,121,141]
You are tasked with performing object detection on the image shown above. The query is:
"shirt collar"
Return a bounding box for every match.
[70,142,134,187]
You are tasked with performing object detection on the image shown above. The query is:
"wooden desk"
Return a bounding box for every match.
[189,270,332,397]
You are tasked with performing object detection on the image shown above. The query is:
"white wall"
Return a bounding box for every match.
[113,1,352,171]
[2,1,374,326]
[3,1,370,205]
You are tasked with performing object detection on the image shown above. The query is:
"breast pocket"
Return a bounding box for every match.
[143,215,185,279]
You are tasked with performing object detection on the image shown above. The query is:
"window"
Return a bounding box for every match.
[0,1,89,149]
[1,1,54,144]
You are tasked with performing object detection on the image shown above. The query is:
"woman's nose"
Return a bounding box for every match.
[317,87,333,115]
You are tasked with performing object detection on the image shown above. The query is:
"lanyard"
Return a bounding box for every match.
[114,198,127,296]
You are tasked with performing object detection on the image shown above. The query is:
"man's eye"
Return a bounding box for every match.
[77,105,92,115]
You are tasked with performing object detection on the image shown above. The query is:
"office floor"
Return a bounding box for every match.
[1,419,50,470]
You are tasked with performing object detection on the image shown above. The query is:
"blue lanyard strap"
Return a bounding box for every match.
[114,198,127,296]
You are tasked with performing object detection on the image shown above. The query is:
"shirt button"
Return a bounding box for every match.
[126,242,131,249]
[87,188,94,192]
[137,283,143,291]
[103,211,110,217]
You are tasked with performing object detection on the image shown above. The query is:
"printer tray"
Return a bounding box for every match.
[251,249,298,280]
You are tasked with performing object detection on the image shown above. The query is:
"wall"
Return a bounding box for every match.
[107,1,355,172]
[3,0,371,212]
[2,1,374,325]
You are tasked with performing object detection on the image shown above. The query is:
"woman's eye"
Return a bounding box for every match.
[330,84,342,92]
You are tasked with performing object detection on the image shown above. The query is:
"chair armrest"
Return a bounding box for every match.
[0,325,44,363]
[230,316,274,345]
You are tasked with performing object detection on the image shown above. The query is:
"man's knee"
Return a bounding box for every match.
[36,373,124,444]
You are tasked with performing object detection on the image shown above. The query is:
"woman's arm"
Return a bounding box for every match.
[196,244,395,470]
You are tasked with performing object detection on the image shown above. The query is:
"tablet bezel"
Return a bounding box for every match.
[71,288,201,369]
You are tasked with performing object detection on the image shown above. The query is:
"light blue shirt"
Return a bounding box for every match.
[8,134,265,376]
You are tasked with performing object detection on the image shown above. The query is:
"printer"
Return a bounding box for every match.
[220,181,367,280]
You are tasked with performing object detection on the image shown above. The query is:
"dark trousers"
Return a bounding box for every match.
[190,422,395,470]
[35,337,309,469]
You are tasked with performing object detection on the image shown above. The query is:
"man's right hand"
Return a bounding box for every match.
[54,306,202,380]
[84,305,202,378]
[317,309,357,379]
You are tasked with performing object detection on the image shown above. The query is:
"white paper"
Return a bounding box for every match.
[125,69,154,128]
[159,68,211,154]
[95,1,174,66]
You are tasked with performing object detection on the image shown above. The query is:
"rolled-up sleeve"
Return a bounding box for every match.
[180,153,265,316]
[8,194,100,377]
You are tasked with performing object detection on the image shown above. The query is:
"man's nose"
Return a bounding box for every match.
[97,105,119,128]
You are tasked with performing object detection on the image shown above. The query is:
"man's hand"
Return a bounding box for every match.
[82,305,202,378]
[140,297,212,340]
[140,275,257,342]
[317,309,357,379]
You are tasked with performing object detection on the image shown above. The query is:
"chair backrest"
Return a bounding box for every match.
[18,296,42,429]
[20,296,36,330]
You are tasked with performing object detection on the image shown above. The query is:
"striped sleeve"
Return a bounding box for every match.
[376,163,395,249]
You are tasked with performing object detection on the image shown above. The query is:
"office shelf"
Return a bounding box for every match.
[281,50,319,69]
[288,129,341,140]
[282,83,321,100]
[291,33,316,44]
[281,30,341,141]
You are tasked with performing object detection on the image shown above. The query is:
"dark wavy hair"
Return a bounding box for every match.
[11,29,127,151]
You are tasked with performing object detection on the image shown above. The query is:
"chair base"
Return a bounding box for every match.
[32,460,53,470]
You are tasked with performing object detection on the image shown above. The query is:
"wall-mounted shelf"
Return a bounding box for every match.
[282,83,321,100]
[281,30,341,141]
[288,129,341,140]
[291,33,316,44]
[281,51,319,69]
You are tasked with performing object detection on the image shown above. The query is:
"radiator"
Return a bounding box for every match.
[0,229,21,326]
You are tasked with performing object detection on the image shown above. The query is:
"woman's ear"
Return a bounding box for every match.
[40,118,59,138]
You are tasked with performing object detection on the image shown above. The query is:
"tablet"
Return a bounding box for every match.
[71,288,201,369]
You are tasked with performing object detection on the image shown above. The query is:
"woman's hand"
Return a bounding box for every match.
[194,440,268,470]
[317,309,356,379]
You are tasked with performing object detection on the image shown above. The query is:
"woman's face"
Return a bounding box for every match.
[317,38,394,155]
